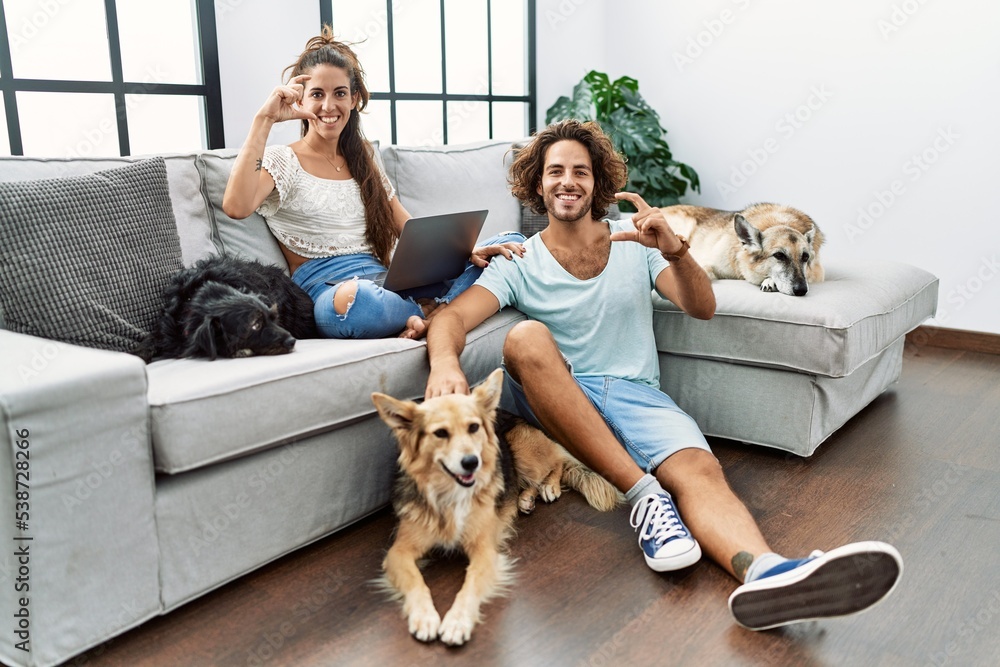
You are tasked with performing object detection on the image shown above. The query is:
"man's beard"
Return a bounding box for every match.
[543,189,593,223]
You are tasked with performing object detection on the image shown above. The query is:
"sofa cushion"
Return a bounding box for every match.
[652,260,938,377]
[195,149,289,271]
[0,152,215,265]
[380,140,522,242]
[0,158,183,354]
[146,308,525,474]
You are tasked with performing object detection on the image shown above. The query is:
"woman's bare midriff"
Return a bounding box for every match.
[280,244,310,276]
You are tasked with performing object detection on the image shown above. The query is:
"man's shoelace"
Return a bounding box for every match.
[629,494,687,545]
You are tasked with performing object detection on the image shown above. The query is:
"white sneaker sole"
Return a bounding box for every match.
[728,541,903,630]
[645,540,703,572]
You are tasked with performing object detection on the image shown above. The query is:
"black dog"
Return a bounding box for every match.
[136,256,318,362]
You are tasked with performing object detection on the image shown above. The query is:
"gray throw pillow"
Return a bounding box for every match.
[195,152,289,272]
[521,204,548,237]
[0,157,183,353]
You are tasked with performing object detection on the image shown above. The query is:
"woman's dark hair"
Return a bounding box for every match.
[284,25,395,268]
[509,119,627,220]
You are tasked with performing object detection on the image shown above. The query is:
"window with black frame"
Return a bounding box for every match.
[322,0,536,146]
[0,0,223,157]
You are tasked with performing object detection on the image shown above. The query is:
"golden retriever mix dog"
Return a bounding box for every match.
[371,368,620,645]
[663,203,824,296]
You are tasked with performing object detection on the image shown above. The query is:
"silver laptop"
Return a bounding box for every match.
[328,209,489,292]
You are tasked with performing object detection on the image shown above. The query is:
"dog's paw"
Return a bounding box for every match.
[540,482,561,503]
[760,278,778,292]
[407,605,441,643]
[439,608,475,646]
[518,489,537,514]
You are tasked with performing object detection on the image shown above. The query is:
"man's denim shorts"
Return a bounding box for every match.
[502,364,712,474]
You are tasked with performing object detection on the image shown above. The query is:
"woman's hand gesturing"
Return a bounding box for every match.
[257,74,319,124]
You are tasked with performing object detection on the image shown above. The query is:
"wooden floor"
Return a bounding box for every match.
[75,344,1000,667]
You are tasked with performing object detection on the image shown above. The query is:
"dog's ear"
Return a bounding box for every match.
[472,368,504,417]
[805,225,817,246]
[186,317,219,360]
[371,393,418,433]
[734,214,763,253]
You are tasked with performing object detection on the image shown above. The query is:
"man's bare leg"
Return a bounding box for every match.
[655,449,771,581]
[502,321,644,492]
[505,320,771,580]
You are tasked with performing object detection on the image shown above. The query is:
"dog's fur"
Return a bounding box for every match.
[135,256,318,362]
[662,203,824,296]
[371,369,621,646]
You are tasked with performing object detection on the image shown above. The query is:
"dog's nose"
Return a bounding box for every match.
[284,336,296,349]
[460,455,479,473]
[794,284,808,296]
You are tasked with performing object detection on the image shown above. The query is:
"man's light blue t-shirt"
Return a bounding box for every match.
[476,218,669,388]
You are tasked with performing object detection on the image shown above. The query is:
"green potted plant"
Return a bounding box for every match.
[545,70,699,211]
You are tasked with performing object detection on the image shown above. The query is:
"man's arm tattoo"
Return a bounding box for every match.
[732,551,755,582]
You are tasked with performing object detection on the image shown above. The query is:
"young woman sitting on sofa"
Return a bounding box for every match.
[222,26,524,339]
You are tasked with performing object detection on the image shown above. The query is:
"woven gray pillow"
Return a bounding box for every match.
[195,152,288,271]
[0,157,182,353]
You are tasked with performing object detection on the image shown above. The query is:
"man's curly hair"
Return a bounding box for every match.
[509,120,627,220]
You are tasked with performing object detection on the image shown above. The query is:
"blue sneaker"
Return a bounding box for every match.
[728,541,903,630]
[629,492,701,571]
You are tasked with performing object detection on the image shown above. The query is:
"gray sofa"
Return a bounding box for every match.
[0,139,937,667]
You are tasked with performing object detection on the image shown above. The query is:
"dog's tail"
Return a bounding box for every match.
[559,449,624,512]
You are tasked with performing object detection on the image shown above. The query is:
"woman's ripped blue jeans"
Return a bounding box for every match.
[292,231,525,339]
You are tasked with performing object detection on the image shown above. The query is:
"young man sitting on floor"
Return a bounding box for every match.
[422,119,903,630]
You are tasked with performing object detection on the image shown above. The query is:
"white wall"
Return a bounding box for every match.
[211,0,998,334]
[216,0,319,149]
[535,0,1000,335]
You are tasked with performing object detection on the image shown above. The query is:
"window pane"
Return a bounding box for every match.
[490,0,526,96]
[392,0,441,94]
[0,96,10,155]
[116,0,201,84]
[395,100,443,146]
[492,101,529,140]
[6,0,112,81]
[330,0,391,92]
[126,94,206,155]
[444,0,488,95]
[360,99,392,146]
[17,92,119,157]
[446,101,489,145]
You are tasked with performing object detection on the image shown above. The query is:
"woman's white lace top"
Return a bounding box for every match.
[255,144,395,259]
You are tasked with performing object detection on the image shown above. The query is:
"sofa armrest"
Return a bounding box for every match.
[0,331,160,667]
